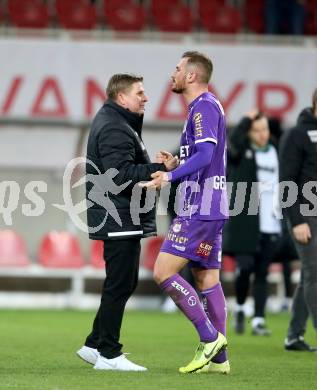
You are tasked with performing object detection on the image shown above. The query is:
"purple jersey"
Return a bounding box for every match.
[176,92,228,220]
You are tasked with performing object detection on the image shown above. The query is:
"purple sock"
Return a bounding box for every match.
[201,283,228,363]
[160,274,218,342]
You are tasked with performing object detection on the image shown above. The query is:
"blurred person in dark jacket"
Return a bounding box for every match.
[280,88,317,352]
[265,0,306,35]
[224,110,296,336]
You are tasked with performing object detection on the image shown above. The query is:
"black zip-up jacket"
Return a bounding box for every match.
[279,108,317,227]
[86,100,165,240]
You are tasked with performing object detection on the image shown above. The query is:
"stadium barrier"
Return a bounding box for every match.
[0,262,157,310]
[0,232,300,310]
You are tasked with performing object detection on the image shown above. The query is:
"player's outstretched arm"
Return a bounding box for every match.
[139,142,215,189]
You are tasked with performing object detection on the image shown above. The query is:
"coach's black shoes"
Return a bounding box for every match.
[284,336,317,352]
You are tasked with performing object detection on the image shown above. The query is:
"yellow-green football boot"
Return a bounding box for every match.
[196,360,230,374]
[179,332,227,373]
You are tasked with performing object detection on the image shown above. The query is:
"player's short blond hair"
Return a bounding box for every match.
[182,51,213,84]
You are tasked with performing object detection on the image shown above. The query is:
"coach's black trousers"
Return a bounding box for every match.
[85,238,141,358]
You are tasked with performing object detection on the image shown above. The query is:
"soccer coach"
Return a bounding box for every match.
[77,73,177,371]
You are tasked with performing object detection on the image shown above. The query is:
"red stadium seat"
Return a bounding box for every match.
[198,0,227,16]
[90,240,105,269]
[8,0,50,29]
[198,0,225,11]
[0,4,3,25]
[198,0,225,4]
[142,236,165,271]
[151,0,194,32]
[104,0,147,31]
[56,0,97,30]
[245,0,265,33]
[199,2,242,34]
[305,0,317,35]
[38,231,85,268]
[0,230,30,267]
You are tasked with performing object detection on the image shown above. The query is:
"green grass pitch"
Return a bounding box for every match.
[0,309,316,390]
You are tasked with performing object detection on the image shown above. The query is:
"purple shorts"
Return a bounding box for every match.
[160,217,225,269]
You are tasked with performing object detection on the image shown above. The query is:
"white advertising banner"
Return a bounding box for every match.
[1,37,317,125]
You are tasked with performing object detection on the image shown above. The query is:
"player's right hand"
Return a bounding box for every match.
[138,171,169,189]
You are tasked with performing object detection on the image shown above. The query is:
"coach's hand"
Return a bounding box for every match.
[156,150,172,163]
[163,154,179,171]
[155,151,178,170]
[138,171,169,189]
[293,223,311,244]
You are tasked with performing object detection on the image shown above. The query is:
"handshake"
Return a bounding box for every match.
[139,151,179,189]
